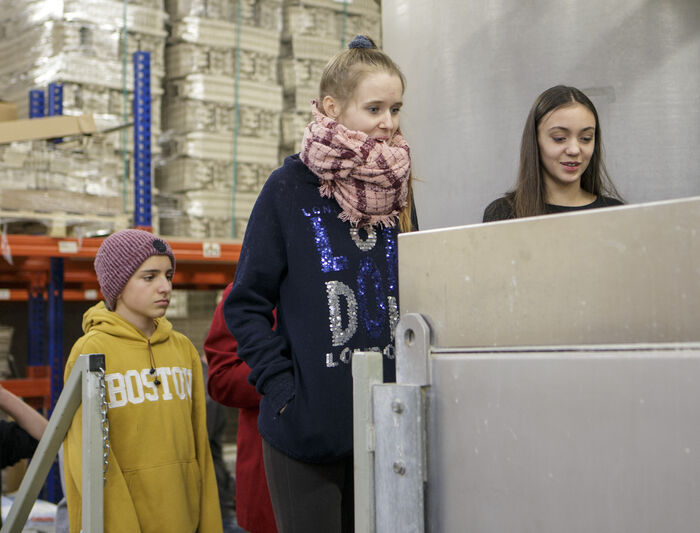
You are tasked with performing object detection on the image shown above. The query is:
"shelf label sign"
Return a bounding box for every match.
[84,290,98,300]
[0,289,9,300]
[58,241,79,254]
[203,243,221,258]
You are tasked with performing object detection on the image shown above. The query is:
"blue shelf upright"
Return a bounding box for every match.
[48,258,64,415]
[27,288,45,368]
[47,83,63,116]
[133,51,152,231]
[45,257,64,503]
[48,83,63,143]
[29,90,45,118]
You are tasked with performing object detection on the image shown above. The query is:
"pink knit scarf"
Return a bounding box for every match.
[300,103,411,228]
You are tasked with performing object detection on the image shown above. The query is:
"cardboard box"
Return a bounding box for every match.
[0,114,96,144]
[0,101,18,122]
[0,189,123,216]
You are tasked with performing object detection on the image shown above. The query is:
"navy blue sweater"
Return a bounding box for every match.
[224,154,399,463]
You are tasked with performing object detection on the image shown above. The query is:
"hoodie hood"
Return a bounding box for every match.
[82,301,173,345]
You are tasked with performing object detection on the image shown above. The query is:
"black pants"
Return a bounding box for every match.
[262,439,354,533]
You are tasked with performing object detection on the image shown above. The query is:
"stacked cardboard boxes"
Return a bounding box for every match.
[0,0,384,240]
[158,0,283,239]
[0,0,168,235]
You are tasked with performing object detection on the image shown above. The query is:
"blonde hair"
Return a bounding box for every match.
[320,36,415,232]
[319,36,406,109]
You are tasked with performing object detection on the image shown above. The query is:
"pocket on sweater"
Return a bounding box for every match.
[124,460,201,533]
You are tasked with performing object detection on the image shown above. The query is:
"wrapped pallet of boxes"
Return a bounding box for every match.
[279,0,381,155]
[0,111,132,236]
[159,0,283,239]
[0,0,169,235]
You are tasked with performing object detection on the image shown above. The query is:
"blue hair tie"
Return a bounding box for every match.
[348,35,373,49]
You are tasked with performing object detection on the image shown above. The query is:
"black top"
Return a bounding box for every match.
[483,195,624,222]
[0,420,39,469]
[224,154,401,463]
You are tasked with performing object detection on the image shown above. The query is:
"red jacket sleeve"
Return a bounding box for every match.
[205,284,262,409]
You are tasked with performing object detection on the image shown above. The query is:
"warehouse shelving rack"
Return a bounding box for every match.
[0,51,241,501]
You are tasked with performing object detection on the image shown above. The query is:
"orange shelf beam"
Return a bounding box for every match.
[0,288,101,301]
[2,235,241,263]
[0,378,51,399]
[0,234,241,294]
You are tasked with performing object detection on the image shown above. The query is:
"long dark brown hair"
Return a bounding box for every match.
[506,85,622,218]
[319,36,415,233]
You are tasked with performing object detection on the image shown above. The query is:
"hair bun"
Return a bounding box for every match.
[348,35,374,49]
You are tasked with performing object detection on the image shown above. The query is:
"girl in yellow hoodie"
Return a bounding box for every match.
[63,229,222,533]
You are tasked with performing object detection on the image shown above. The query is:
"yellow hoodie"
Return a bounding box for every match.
[63,302,222,533]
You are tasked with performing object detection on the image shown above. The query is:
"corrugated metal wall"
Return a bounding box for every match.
[383,0,700,229]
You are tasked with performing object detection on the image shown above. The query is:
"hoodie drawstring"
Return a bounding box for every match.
[147,339,161,386]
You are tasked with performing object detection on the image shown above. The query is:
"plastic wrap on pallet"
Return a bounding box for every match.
[280,56,327,91]
[170,17,281,57]
[283,0,380,16]
[158,189,258,239]
[160,131,280,163]
[1,54,165,99]
[165,74,283,110]
[166,42,277,83]
[0,25,166,79]
[0,28,165,88]
[165,0,281,30]
[163,97,280,138]
[156,156,275,193]
[282,3,380,43]
[156,157,233,192]
[0,0,168,39]
[282,4,381,44]
[0,189,122,216]
[0,139,123,193]
[284,33,348,61]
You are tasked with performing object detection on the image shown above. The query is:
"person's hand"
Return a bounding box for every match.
[0,383,48,440]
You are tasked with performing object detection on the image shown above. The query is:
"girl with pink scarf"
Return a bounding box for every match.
[222,35,415,533]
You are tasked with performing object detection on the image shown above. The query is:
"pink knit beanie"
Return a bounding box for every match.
[94,229,176,311]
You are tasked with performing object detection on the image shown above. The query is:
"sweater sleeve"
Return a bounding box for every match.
[204,284,261,409]
[0,420,38,469]
[223,171,295,415]
[63,345,142,533]
[189,344,224,533]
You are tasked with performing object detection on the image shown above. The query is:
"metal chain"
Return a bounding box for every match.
[98,367,110,483]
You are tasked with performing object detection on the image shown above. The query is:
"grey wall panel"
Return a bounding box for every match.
[383,0,700,229]
[398,197,700,348]
[427,346,700,533]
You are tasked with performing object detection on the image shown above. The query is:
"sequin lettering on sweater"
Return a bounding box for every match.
[302,206,349,273]
[304,206,399,368]
[106,367,193,408]
[349,226,377,251]
[325,281,358,346]
[357,257,388,339]
[325,342,395,367]
[383,228,398,292]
